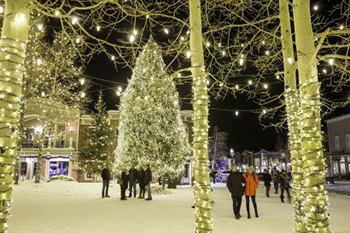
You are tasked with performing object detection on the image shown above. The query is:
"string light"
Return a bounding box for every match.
[186,51,191,58]
[339,25,344,30]
[36,58,42,66]
[55,10,60,16]
[235,111,239,116]
[0,6,3,14]
[129,35,135,43]
[79,78,85,85]
[265,50,270,55]
[313,5,319,11]
[96,25,101,31]
[164,28,169,34]
[72,16,78,25]
[328,58,335,66]
[239,58,244,66]
[263,83,268,89]
[75,37,80,44]
[248,80,253,85]
[288,57,293,64]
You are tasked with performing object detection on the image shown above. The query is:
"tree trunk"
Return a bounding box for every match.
[35,126,46,183]
[293,0,330,232]
[279,0,306,231]
[189,0,213,232]
[162,175,166,190]
[0,0,30,231]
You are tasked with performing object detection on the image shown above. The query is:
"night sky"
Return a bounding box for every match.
[84,0,350,152]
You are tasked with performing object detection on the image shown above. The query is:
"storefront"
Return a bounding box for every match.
[330,154,350,178]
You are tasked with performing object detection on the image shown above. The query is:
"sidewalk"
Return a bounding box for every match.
[326,181,350,195]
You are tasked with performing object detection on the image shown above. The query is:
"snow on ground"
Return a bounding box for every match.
[8,181,350,233]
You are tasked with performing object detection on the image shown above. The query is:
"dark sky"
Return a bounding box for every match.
[84,0,350,152]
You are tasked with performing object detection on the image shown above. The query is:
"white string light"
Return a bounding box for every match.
[328,58,335,66]
[313,5,319,11]
[72,16,78,25]
[0,6,4,14]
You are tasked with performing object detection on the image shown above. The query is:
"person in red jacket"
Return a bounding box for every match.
[243,166,259,219]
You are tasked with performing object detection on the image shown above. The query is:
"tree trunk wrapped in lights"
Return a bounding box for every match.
[0,0,30,232]
[189,0,213,232]
[293,0,330,232]
[34,125,47,184]
[279,0,306,231]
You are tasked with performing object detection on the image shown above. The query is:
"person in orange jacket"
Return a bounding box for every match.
[243,166,259,219]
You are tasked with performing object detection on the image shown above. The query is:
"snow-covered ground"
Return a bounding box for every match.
[8,181,350,233]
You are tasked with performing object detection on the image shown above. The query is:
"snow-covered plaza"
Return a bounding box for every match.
[8,181,350,233]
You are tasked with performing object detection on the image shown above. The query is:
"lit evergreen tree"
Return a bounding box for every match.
[77,92,116,177]
[115,39,190,179]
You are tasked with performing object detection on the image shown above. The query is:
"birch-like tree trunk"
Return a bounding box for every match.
[0,0,30,231]
[189,0,213,232]
[293,0,330,232]
[279,0,306,231]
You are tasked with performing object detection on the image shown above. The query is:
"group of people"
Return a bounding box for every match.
[101,164,153,201]
[226,165,292,220]
[226,165,259,219]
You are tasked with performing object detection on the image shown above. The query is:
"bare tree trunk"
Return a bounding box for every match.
[0,0,30,231]
[189,0,213,232]
[212,127,217,170]
[279,0,306,231]
[35,126,46,183]
[293,0,330,232]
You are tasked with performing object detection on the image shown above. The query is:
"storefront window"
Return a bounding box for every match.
[340,163,346,175]
[49,161,69,178]
[20,162,27,176]
[333,162,339,175]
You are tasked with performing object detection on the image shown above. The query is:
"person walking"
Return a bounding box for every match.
[120,169,129,201]
[243,166,259,219]
[262,169,272,197]
[138,167,146,198]
[129,165,138,198]
[101,164,110,198]
[145,164,152,201]
[279,170,291,203]
[272,168,280,194]
[226,165,245,219]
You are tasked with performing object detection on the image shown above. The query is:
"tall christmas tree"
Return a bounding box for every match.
[115,39,190,179]
[78,92,116,177]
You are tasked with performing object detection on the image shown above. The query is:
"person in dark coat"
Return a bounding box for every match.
[280,170,291,203]
[210,170,217,184]
[272,168,280,194]
[101,164,110,198]
[120,169,129,200]
[145,164,152,201]
[138,167,146,198]
[226,165,245,219]
[128,165,138,198]
[263,169,272,197]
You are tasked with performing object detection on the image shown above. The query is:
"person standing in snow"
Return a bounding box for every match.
[243,166,259,219]
[279,170,291,203]
[101,164,110,198]
[272,168,280,194]
[145,164,152,201]
[138,166,146,198]
[226,165,245,219]
[262,169,272,197]
[119,169,129,200]
[128,165,138,198]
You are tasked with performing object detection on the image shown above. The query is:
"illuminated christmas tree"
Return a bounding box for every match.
[115,39,190,179]
[77,92,116,177]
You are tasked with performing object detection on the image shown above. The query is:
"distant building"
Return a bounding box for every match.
[326,114,350,179]
[19,106,193,183]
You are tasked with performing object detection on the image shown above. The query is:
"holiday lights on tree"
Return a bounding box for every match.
[77,92,116,177]
[115,39,190,180]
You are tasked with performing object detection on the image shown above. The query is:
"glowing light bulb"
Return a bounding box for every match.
[235,111,239,116]
[41,91,45,97]
[340,25,344,30]
[328,58,335,66]
[111,55,115,61]
[313,5,319,11]
[96,25,101,31]
[239,58,244,66]
[0,6,4,14]
[55,10,60,16]
[36,58,42,65]
[164,28,169,34]
[265,50,270,55]
[75,37,80,44]
[276,75,280,80]
[263,83,268,89]
[263,109,267,114]
[221,50,226,56]
[180,36,185,41]
[288,57,293,64]
[129,35,135,42]
[72,16,78,25]
[37,24,43,31]
[235,85,239,90]
[262,41,265,45]
[79,78,85,85]
[186,51,191,58]
[81,92,86,98]
[206,42,210,47]
[16,13,26,24]
[322,69,327,74]
[248,80,253,85]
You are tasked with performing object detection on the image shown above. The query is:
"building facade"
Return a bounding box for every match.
[326,114,350,179]
[19,108,194,183]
